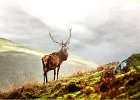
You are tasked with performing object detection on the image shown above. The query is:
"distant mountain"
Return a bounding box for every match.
[0,38,99,90]
[0,38,44,56]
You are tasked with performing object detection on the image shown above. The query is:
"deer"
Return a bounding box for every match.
[42,28,72,83]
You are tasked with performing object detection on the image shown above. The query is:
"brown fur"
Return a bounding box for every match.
[42,48,69,83]
[42,28,71,83]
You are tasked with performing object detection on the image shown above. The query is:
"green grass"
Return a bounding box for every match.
[0,61,139,99]
[0,38,140,99]
[128,53,140,73]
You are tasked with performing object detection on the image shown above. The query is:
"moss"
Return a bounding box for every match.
[130,93,140,99]
[119,86,125,91]
[88,72,100,85]
[116,73,125,79]
[90,77,100,85]
[89,93,100,99]
[56,91,81,99]
[72,91,84,99]
[66,94,76,100]
[50,82,63,93]
[135,81,140,88]
[137,66,140,73]
[117,93,127,99]
[137,66,140,69]
[50,91,58,98]
[81,86,95,95]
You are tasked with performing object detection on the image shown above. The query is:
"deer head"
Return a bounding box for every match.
[49,28,72,54]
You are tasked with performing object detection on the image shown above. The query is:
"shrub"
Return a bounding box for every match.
[101,87,119,99]
[100,67,117,91]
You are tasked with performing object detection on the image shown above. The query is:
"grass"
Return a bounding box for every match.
[0,60,139,99]
[0,38,140,99]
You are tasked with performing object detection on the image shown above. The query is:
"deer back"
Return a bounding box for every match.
[45,53,60,70]
[43,54,50,62]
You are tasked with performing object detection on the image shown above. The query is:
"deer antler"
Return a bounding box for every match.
[49,32,59,43]
[65,27,72,44]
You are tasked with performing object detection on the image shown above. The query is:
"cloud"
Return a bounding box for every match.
[0,0,52,48]
[72,10,140,63]
[0,0,140,63]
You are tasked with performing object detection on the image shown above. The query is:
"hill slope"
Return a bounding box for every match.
[0,58,140,99]
[0,38,99,90]
[0,38,44,56]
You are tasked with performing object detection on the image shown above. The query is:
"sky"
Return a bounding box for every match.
[0,0,140,63]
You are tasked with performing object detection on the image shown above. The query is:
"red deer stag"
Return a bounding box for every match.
[42,28,72,83]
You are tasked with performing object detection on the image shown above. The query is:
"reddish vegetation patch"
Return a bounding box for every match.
[95,67,122,99]
[101,87,120,99]
[97,66,104,72]
[94,66,140,99]
[120,67,130,74]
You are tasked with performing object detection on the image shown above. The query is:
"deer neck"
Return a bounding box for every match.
[59,49,68,55]
[58,48,68,61]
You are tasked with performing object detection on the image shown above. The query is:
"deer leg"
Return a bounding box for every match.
[43,72,45,84]
[45,72,48,83]
[57,66,60,79]
[54,68,56,81]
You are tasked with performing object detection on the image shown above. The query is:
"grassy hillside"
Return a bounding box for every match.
[0,38,139,99]
[0,38,45,90]
[0,51,43,90]
[0,38,99,91]
[0,58,140,99]
[126,53,140,72]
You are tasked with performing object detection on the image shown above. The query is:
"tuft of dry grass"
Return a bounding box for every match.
[0,80,41,99]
